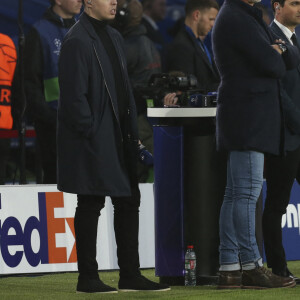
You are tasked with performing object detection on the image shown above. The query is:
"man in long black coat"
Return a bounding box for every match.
[57,0,169,294]
[212,0,298,289]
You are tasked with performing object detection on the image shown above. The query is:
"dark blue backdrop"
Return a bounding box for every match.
[0,0,49,45]
[0,0,273,46]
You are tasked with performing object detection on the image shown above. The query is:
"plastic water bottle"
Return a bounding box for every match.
[185,245,196,286]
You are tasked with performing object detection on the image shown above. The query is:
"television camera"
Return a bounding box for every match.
[135,73,217,108]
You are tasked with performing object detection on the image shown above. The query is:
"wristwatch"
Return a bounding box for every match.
[278,43,287,53]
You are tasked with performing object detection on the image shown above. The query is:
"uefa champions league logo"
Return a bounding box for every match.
[53,38,62,56]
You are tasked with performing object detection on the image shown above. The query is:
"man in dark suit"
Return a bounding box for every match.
[212,0,298,289]
[263,0,300,284]
[167,0,220,93]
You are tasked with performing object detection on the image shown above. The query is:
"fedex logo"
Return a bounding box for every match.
[282,203,300,235]
[0,192,77,268]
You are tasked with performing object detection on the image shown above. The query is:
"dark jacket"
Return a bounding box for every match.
[166,26,220,93]
[141,16,165,52]
[57,13,139,196]
[212,0,299,155]
[123,24,161,114]
[141,16,165,70]
[270,22,300,152]
[24,8,76,127]
[123,24,161,88]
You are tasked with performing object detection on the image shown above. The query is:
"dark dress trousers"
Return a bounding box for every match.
[212,0,299,155]
[263,21,300,272]
[166,26,220,93]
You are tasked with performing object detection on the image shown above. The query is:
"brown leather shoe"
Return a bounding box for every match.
[242,267,296,289]
[218,270,242,289]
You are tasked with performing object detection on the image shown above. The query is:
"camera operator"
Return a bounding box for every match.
[112,0,161,182]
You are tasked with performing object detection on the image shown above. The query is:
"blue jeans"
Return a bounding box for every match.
[219,151,263,271]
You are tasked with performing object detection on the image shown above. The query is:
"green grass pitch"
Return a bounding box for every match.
[0,261,299,299]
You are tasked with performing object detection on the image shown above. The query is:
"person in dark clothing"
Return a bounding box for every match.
[167,0,220,94]
[141,0,166,68]
[113,0,161,182]
[24,0,82,183]
[262,0,300,284]
[212,0,298,289]
[57,0,170,294]
[114,0,161,110]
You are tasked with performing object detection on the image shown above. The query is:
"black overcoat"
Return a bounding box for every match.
[212,0,299,155]
[57,13,139,196]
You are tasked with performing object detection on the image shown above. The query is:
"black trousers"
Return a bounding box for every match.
[262,146,300,270]
[74,184,141,280]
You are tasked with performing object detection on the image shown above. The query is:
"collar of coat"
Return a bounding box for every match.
[79,12,116,41]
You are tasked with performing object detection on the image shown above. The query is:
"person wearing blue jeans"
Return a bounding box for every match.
[218,150,296,289]
[219,151,264,272]
[212,0,299,289]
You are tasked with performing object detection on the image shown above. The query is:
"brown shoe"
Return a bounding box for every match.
[218,270,242,289]
[242,267,296,289]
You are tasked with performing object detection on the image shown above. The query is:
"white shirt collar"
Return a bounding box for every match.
[142,14,159,31]
[274,19,295,44]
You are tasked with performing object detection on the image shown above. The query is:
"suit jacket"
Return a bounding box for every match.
[212,0,299,155]
[270,21,300,152]
[166,26,220,93]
